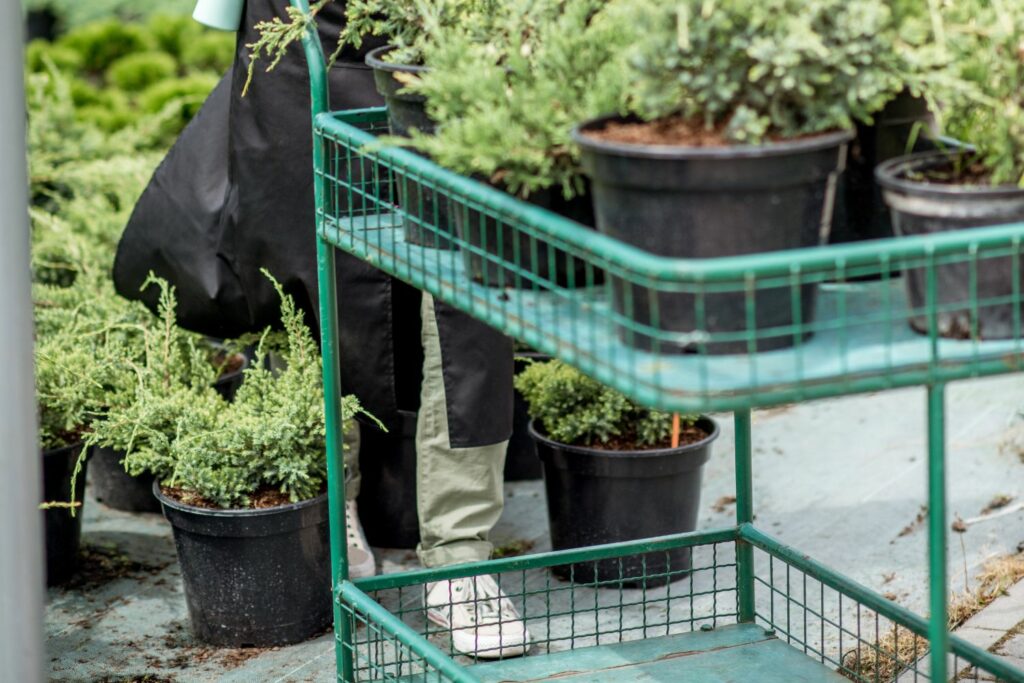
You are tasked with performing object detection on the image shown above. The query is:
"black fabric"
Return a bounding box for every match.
[113,0,512,445]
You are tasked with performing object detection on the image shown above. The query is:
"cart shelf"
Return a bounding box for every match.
[325,213,1024,413]
[285,1,1024,680]
[471,623,848,682]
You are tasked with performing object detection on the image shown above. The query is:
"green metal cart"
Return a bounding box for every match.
[292,2,1024,680]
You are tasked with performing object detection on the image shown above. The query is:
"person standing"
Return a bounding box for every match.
[114,0,530,658]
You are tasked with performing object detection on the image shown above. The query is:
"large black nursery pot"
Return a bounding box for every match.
[356,410,420,548]
[453,184,597,289]
[877,151,1024,339]
[366,45,454,250]
[574,117,853,354]
[531,416,718,585]
[506,353,548,481]
[155,485,331,647]
[832,92,933,244]
[90,446,160,513]
[43,442,88,586]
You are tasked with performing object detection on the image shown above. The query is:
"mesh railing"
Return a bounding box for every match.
[314,108,1024,414]
[335,528,1022,683]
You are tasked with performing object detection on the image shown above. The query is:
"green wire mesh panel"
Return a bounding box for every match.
[314,108,1024,414]
[332,529,1021,682]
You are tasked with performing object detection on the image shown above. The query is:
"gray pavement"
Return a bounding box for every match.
[45,375,1024,681]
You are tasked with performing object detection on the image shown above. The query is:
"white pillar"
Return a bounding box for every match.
[0,6,44,683]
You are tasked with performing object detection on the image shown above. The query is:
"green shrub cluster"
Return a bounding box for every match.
[515,359,684,449]
[24,0,195,31]
[27,14,231,142]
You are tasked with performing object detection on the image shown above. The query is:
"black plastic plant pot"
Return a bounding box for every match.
[530,416,718,586]
[573,117,853,354]
[877,151,1024,339]
[832,92,933,244]
[506,353,549,481]
[453,185,597,289]
[90,446,160,513]
[212,351,251,402]
[366,46,454,250]
[356,410,420,548]
[43,442,88,586]
[155,484,331,647]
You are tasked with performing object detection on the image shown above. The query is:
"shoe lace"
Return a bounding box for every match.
[452,576,515,626]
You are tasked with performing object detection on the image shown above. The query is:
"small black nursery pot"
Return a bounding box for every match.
[531,415,719,586]
[43,442,88,586]
[156,485,332,647]
[366,45,454,250]
[90,446,160,513]
[877,151,1024,339]
[574,117,853,354]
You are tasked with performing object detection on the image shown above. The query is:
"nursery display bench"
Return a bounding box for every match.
[294,3,1024,681]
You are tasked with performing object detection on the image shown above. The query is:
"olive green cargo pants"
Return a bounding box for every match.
[344,293,508,567]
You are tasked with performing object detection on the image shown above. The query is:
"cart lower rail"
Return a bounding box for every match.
[335,526,1022,682]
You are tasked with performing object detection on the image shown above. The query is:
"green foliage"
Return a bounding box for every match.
[24,0,196,31]
[337,0,495,65]
[616,0,933,144]
[57,20,156,72]
[139,73,219,115]
[90,274,373,509]
[515,359,681,448]
[245,0,492,93]
[25,40,82,73]
[145,13,204,59]
[180,32,236,74]
[106,51,179,92]
[930,0,1024,186]
[404,0,637,198]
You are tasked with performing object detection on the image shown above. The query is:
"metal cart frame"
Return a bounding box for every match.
[291,2,1024,680]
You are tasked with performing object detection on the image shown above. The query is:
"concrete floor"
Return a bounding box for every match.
[46,375,1024,682]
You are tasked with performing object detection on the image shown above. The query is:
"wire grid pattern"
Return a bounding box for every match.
[748,545,1022,683]
[314,108,1024,414]
[337,539,738,682]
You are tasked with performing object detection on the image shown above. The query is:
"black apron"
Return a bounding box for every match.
[113,0,512,446]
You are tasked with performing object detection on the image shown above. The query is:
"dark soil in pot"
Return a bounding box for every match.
[574,116,853,354]
[832,92,933,244]
[366,45,454,250]
[506,353,548,481]
[877,151,1024,339]
[89,446,160,513]
[155,484,331,647]
[43,442,88,586]
[531,416,719,586]
[453,184,598,289]
[356,410,420,548]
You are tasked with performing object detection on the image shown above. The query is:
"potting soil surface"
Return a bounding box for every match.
[46,374,1024,681]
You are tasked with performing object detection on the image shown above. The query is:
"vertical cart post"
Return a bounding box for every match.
[734,409,756,622]
[291,1,355,678]
[0,5,44,681]
[927,384,949,681]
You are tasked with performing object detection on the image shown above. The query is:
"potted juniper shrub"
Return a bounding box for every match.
[516,359,718,585]
[96,274,375,646]
[571,0,934,353]
[877,0,1024,340]
[402,0,635,286]
[33,273,141,584]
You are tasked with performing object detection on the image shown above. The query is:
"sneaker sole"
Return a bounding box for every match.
[425,608,529,659]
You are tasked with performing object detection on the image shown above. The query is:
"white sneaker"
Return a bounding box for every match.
[345,500,376,579]
[425,575,531,659]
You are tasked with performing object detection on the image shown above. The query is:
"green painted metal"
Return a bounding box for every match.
[927,384,949,683]
[469,623,847,682]
[291,12,1024,680]
[734,410,755,624]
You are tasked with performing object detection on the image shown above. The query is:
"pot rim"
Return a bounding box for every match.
[572,114,854,160]
[41,441,85,459]
[876,151,1024,200]
[153,481,327,518]
[365,45,427,75]
[527,415,719,457]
